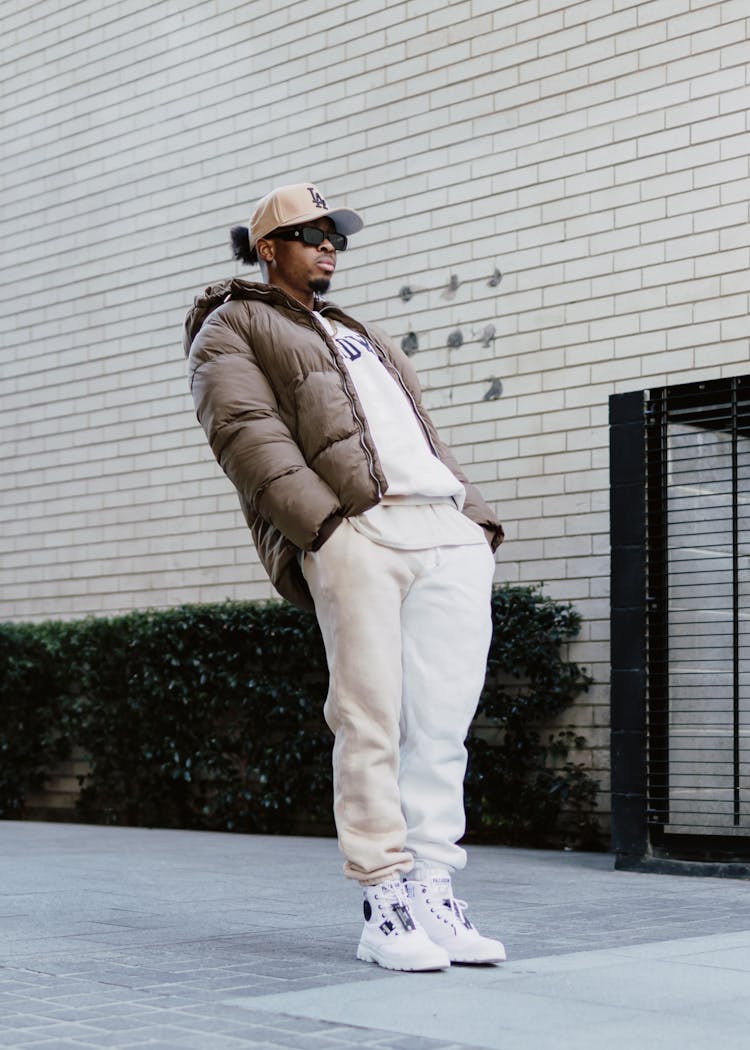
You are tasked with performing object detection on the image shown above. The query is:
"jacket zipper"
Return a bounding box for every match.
[306,309,384,501]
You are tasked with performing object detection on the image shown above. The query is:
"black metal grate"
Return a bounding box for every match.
[645,376,750,840]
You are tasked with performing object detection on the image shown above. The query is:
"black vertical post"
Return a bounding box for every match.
[732,378,740,825]
[645,388,669,829]
[610,390,648,868]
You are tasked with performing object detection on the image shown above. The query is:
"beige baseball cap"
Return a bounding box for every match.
[249,183,364,248]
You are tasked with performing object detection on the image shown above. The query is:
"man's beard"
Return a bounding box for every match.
[308,277,331,295]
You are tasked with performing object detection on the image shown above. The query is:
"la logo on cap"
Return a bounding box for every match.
[308,187,327,209]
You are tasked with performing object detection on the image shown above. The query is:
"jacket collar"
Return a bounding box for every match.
[184,276,365,353]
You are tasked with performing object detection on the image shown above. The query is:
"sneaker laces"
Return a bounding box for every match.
[371,880,417,933]
[378,879,408,902]
[444,895,474,930]
[418,875,475,931]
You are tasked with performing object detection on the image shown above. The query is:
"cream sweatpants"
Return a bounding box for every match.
[301,518,495,883]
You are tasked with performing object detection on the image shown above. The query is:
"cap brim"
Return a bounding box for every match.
[324,208,364,236]
[277,206,364,237]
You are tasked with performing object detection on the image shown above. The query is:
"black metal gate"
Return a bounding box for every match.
[611,376,750,876]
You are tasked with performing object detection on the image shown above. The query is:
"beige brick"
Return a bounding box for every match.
[692,294,748,324]
[696,339,750,368]
[720,316,750,341]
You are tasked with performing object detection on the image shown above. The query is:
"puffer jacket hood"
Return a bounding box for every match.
[183,280,231,354]
[183,278,301,355]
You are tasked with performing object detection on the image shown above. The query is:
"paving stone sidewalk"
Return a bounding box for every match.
[1,821,750,1049]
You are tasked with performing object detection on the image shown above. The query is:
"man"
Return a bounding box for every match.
[184,182,506,971]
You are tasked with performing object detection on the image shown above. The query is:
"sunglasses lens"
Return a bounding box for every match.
[300,227,347,251]
[301,227,324,246]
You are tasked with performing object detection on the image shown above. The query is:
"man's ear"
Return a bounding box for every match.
[257,237,275,264]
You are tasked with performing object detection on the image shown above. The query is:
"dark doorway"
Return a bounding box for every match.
[610,376,750,877]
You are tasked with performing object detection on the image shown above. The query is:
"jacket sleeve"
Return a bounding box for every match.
[370,324,505,551]
[189,308,341,550]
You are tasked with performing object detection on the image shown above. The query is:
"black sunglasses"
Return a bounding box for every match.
[269,225,348,251]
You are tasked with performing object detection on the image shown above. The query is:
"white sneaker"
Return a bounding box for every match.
[404,873,506,964]
[356,878,451,972]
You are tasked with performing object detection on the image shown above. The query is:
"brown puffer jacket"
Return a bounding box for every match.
[184,278,504,610]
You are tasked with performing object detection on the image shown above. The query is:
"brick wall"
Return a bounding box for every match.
[3,0,749,817]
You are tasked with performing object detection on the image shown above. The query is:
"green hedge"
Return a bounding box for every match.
[466,585,600,848]
[0,585,600,847]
